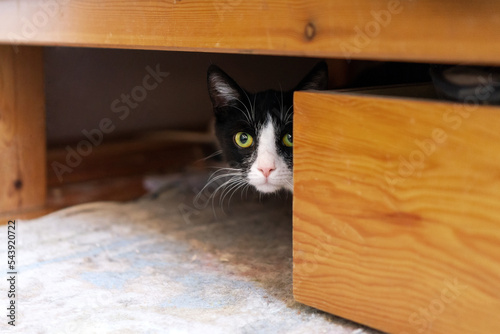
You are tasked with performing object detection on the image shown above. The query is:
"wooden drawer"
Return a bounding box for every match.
[293,87,500,334]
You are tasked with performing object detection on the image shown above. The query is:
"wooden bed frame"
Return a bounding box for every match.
[1,1,499,333]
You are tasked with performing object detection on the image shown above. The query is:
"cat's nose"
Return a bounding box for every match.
[258,166,276,178]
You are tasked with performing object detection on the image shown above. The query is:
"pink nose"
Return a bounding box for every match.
[258,166,275,178]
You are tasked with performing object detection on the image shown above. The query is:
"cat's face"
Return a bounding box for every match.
[207,62,328,194]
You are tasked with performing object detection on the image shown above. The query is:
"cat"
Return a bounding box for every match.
[206,62,328,195]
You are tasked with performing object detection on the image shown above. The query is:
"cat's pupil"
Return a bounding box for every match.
[240,133,249,143]
[282,133,293,147]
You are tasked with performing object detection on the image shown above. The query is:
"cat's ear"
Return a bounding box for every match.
[207,65,244,109]
[295,61,329,91]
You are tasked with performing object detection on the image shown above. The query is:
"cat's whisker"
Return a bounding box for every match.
[207,170,242,180]
[210,176,241,217]
[207,167,242,174]
[226,180,248,207]
[206,165,241,173]
[206,171,242,184]
[198,150,223,162]
[284,105,294,124]
[279,85,285,121]
[232,100,253,125]
[252,94,257,122]
[215,176,247,215]
[205,174,243,192]
[195,171,242,204]
[218,177,239,204]
[232,100,252,124]
[241,90,256,124]
[208,170,241,181]
[235,97,252,116]
[221,178,246,208]
[241,184,249,200]
[211,175,240,194]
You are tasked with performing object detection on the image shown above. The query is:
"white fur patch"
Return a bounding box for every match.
[211,75,239,105]
[247,117,293,193]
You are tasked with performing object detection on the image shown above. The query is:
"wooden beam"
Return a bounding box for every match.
[46,130,212,185]
[293,90,500,334]
[0,46,46,214]
[0,0,499,65]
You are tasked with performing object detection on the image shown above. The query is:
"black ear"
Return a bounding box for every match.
[295,61,329,91]
[207,65,244,109]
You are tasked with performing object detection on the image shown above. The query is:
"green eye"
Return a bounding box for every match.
[282,133,293,147]
[234,132,254,148]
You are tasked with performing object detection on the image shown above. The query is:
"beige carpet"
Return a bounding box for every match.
[1,171,382,334]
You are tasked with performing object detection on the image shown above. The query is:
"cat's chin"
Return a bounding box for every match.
[255,185,278,193]
[253,183,292,194]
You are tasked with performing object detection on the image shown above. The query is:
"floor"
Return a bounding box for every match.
[3,169,380,334]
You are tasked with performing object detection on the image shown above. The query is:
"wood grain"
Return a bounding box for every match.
[47,130,212,185]
[0,46,46,213]
[0,0,499,64]
[293,91,500,334]
[1,131,210,221]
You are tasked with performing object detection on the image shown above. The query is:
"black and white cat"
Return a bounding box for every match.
[206,62,328,194]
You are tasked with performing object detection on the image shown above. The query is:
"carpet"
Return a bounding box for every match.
[1,171,381,334]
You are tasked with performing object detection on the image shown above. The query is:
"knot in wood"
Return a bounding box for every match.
[13,179,23,190]
[304,22,316,41]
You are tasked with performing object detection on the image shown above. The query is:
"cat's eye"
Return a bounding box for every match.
[234,132,254,148]
[282,133,293,147]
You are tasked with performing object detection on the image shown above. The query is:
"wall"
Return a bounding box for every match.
[44,47,328,145]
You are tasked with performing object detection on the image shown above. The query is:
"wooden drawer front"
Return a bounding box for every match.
[293,91,500,334]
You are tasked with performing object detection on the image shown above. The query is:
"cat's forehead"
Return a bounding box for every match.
[253,89,293,106]
[250,90,293,124]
